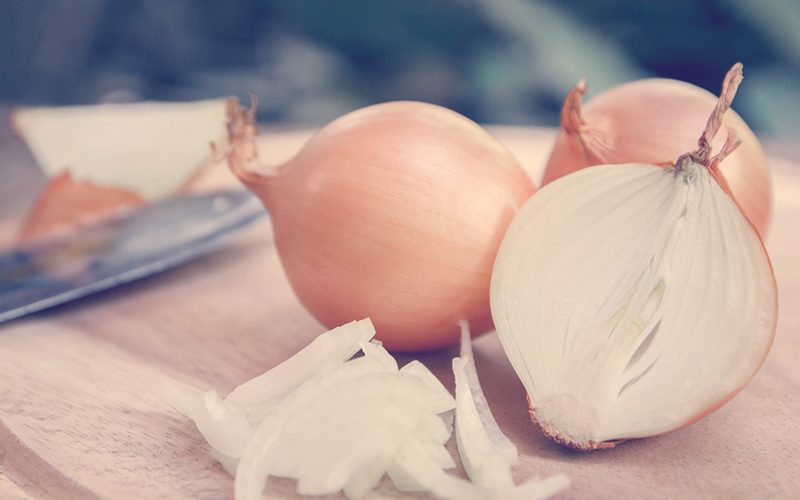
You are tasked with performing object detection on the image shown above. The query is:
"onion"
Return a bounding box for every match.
[542,64,773,238]
[224,99,536,352]
[490,64,778,450]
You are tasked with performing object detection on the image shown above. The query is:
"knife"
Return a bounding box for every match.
[0,189,266,324]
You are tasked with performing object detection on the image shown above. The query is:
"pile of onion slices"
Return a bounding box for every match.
[162,319,570,499]
[490,63,778,450]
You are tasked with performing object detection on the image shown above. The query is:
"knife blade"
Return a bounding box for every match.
[0,189,266,324]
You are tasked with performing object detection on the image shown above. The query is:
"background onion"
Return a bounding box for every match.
[541,73,773,237]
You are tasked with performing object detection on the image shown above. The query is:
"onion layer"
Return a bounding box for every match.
[542,65,773,237]
[225,99,536,352]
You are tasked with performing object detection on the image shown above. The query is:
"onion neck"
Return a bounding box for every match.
[224,96,280,208]
[560,80,587,135]
[672,63,743,198]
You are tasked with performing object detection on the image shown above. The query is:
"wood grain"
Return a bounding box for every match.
[0,121,798,500]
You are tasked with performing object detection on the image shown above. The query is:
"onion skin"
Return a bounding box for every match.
[227,99,536,352]
[542,76,773,237]
[17,170,145,243]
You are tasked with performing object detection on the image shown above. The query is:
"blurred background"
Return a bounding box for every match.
[1,0,799,136]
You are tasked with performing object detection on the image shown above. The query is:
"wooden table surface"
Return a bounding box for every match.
[0,109,798,500]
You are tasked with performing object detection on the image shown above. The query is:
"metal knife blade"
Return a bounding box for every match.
[0,189,266,324]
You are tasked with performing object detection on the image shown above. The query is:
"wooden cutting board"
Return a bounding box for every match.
[0,122,798,500]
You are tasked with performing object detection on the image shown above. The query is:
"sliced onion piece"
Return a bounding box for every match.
[161,319,376,459]
[452,321,570,496]
[259,371,452,487]
[161,382,195,418]
[225,318,376,406]
[190,389,253,459]
[233,346,456,500]
[161,384,252,460]
[388,440,571,500]
[161,384,253,467]
[401,359,461,418]
[455,321,518,468]
[359,338,399,371]
[453,358,514,489]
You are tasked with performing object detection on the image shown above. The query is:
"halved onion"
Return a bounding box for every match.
[491,143,777,449]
